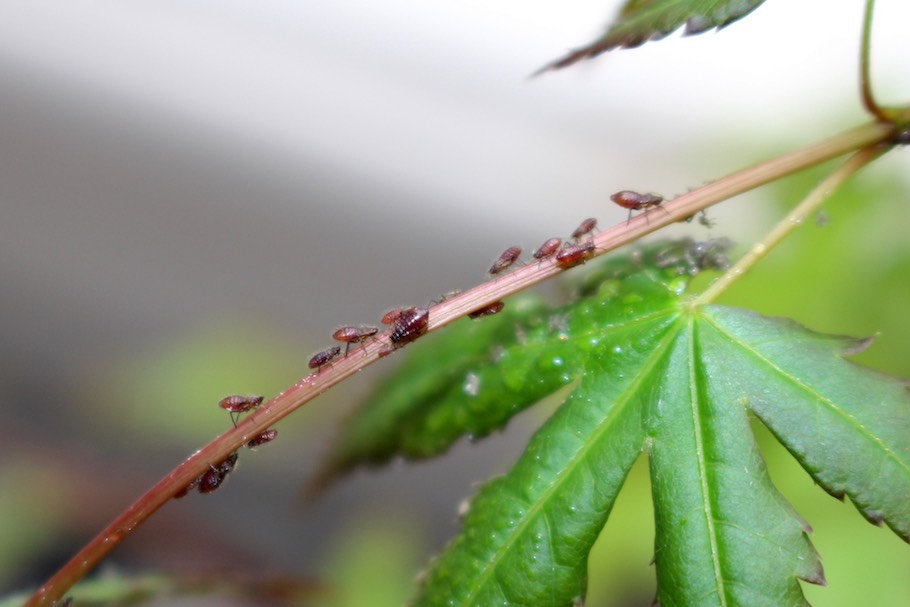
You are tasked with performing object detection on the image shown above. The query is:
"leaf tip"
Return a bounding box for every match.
[863,509,885,527]
[532,47,602,76]
[822,485,847,501]
[683,15,713,36]
[799,567,828,587]
[840,334,877,356]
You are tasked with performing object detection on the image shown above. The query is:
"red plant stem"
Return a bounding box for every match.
[25,120,894,607]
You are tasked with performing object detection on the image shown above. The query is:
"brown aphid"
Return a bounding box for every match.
[198,452,239,494]
[555,241,596,268]
[377,344,397,358]
[219,394,264,427]
[308,345,342,372]
[532,237,562,261]
[380,306,415,326]
[431,289,463,305]
[332,325,379,356]
[488,246,522,275]
[174,476,199,499]
[610,190,665,224]
[246,428,278,449]
[570,218,597,241]
[390,307,429,345]
[197,469,223,494]
[468,301,505,319]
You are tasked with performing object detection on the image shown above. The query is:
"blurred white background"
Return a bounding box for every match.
[1,0,908,603]
[1,0,906,360]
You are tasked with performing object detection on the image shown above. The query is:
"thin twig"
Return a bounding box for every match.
[696,144,889,305]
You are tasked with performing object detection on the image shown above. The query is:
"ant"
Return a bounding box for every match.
[610,190,666,224]
[489,246,522,275]
[219,394,264,427]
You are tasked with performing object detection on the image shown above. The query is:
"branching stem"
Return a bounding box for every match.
[696,144,889,305]
[860,0,887,121]
[25,120,894,607]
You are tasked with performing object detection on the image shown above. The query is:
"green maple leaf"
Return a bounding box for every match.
[318,240,910,606]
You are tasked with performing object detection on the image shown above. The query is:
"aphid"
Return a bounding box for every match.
[381,306,414,325]
[308,345,342,372]
[468,301,505,319]
[532,237,562,261]
[610,190,665,224]
[197,469,223,494]
[570,218,597,241]
[390,307,429,345]
[246,428,278,448]
[555,241,596,268]
[698,210,715,228]
[488,246,522,275]
[681,209,715,228]
[197,452,239,494]
[219,394,264,427]
[431,289,463,305]
[332,325,379,356]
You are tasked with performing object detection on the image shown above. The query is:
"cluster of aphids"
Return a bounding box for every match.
[483,190,669,277]
[174,395,278,498]
[305,305,432,376]
[175,191,679,498]
[303,190,676,374]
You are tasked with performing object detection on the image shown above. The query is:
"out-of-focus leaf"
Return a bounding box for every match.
[540,0,766,72]
[2,570,322,607]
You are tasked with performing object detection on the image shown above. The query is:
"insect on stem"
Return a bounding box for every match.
[218,395,264,427]
[488,246,523,275]
[610,190,666,225]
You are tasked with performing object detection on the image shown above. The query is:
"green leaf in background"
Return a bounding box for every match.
[315,240,725,488]
[402,245,909,605]
[542,0,766,71]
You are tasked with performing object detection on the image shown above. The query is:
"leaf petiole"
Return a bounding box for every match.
[695,144,889,306]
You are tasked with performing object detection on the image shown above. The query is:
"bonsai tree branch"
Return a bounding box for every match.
[25,119,895,607]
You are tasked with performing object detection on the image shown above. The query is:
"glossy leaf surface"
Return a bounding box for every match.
[319,240,910,605]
